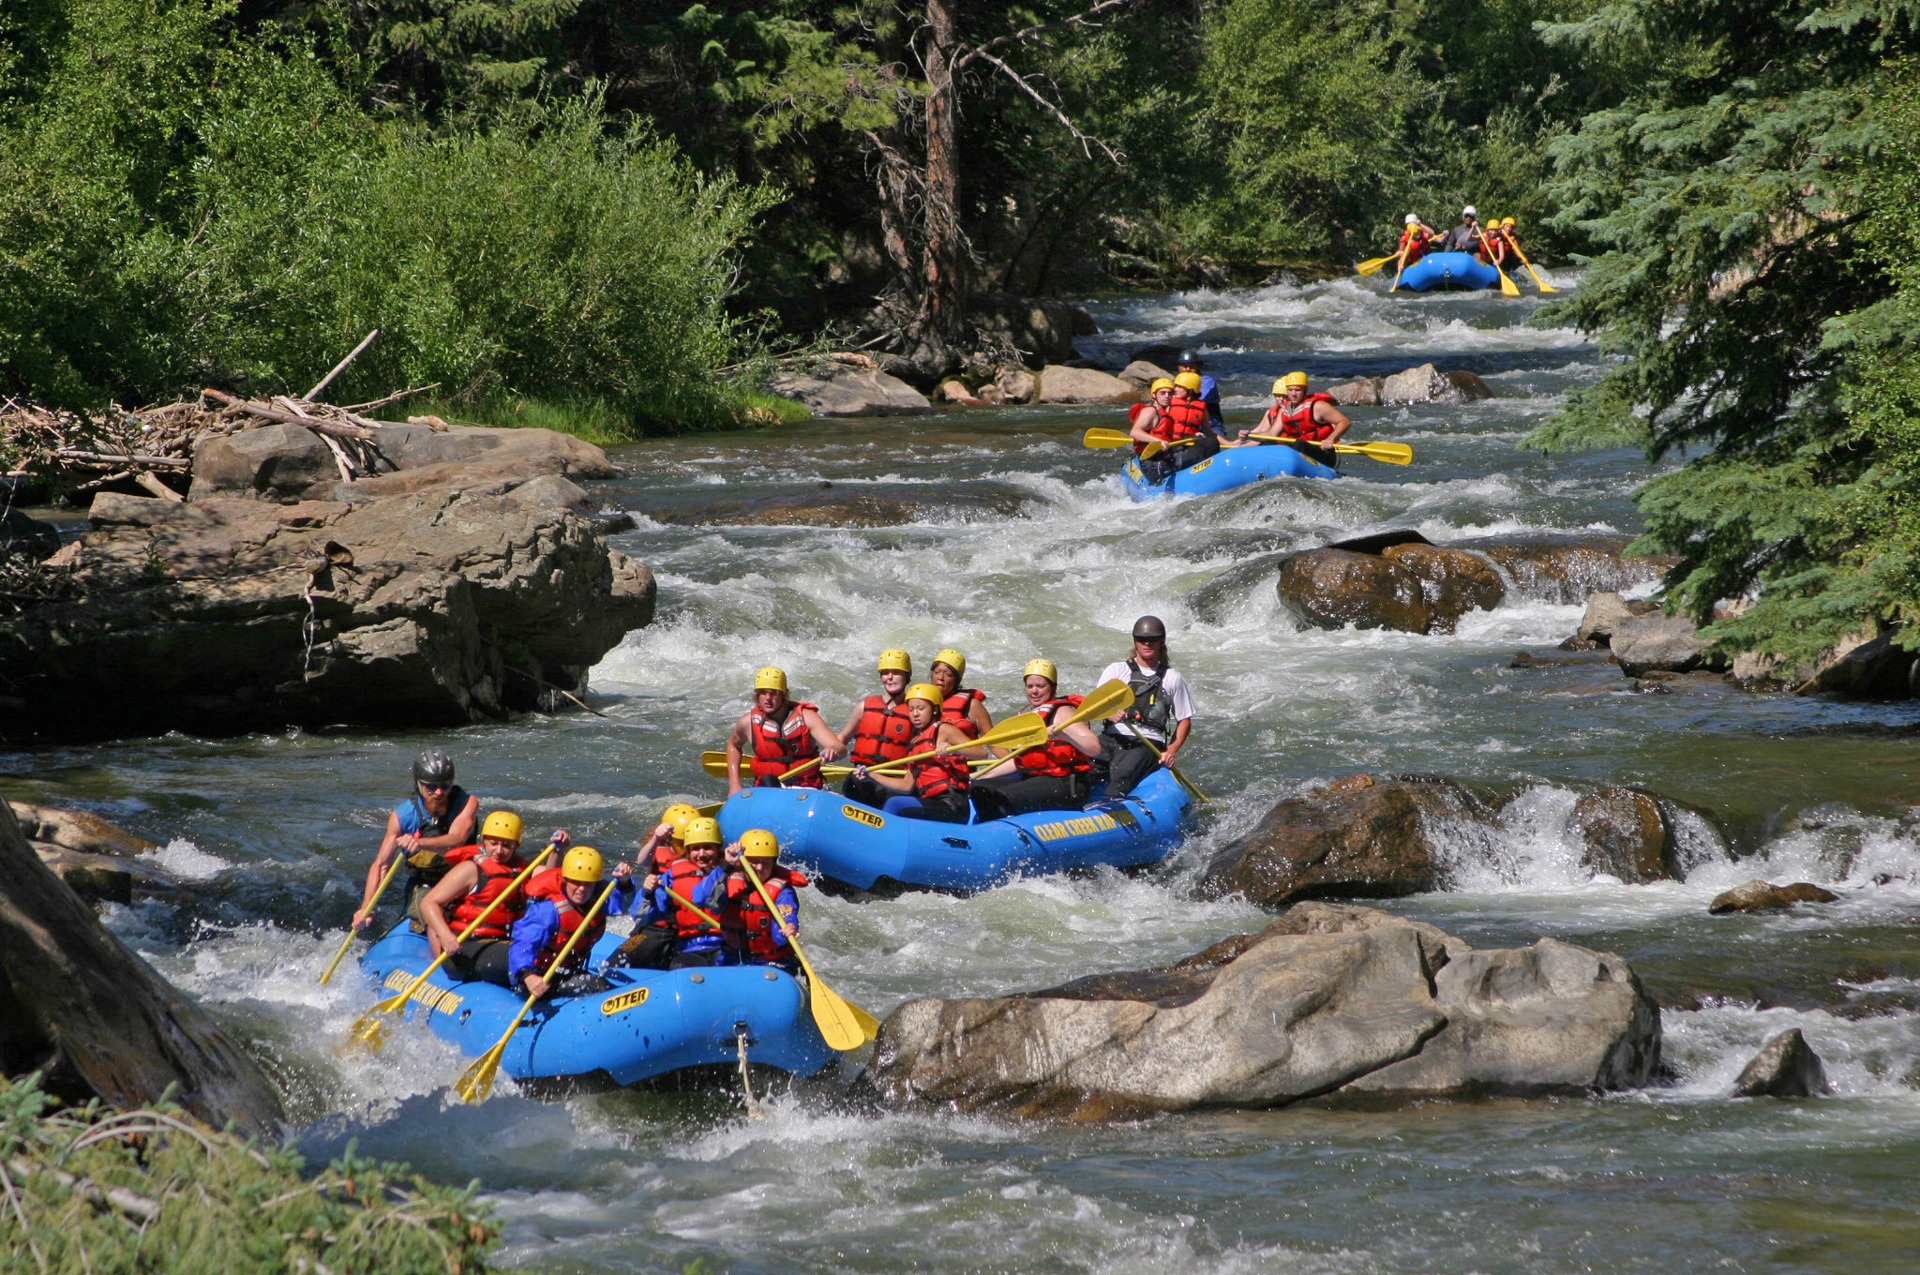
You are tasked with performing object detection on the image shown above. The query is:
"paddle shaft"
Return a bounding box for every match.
[1243,434,1413,464]
[867,711,1047,776]
[321,856,403,985]
[360,842,557,1024]
[456,876,619,1102]
[739,857,875,1050]
[1136,734,1210,804]
[663,884,721,929]
[1389,236,1412,292]
[987,679,1133,769]
[1507,238,1555,291]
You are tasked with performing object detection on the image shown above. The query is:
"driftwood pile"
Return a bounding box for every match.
[0,329,442,502]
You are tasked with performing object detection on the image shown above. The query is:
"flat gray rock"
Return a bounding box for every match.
[1034,365,1137,404]
[772,367,933,417]
[1611,612,1707,676]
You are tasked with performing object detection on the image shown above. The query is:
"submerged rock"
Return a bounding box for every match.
[0,486,654,741]
[1202,773,1485,908]
[1708,880,1839,914]
[861,902,1660,1120]
[0,800,284,1134]
[1277,548,1433,633]
[1378,363,1493,405]
[1453,533,1670,605]
[1570,787,1686,883]
[645,485,1030,528]
[1731,1028,1830,1098]
[1610,612,1709,676]
[1380,542,1505,632]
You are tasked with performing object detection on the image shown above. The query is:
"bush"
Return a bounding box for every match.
[0,1071,499,1274]
[0,0,770,435]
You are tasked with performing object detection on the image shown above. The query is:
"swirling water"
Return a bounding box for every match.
[12,268,1920,1272]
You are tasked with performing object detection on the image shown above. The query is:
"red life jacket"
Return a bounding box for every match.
[529,893,607,978]
[1399,228,1432,262]
[1016,696,1091,778]
[848,693,915,766]
[1273,393,1336,443]
[749,701,823,787]
[665,858,718,939]
[941,689,985,740]
[908,722,970,800]
[447,852,530,941]
[723,866,809,962]
[524,865,565,902]
[1128,402,1156,455]
[1151,396,1206,444]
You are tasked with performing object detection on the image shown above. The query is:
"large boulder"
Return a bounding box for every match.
[1610,612,1708,676]
[189,423,338,501]
[1202,773,1486,908]
[1731,1028,1830,1098]
[1379,543,1505,632]
[860,903,1660,1120]
[0,486,655,742]
[0,800,284,1134]
[1569,787,1685,883]
[1277,549,1433,634]
[1323,378,1383,406]
[770,364,933,418]
[1796,631,1920,700]
[1118,360,1172,388]
[1574,591,1659,645]
[1453,533,1671,605]
[1378,364,1493,405]
[1033,365,1138,404]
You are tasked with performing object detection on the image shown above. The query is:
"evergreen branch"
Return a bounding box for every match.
[958,0,1137,66]
[966,51,1124,163]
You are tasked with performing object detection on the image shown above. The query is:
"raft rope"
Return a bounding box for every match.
[735,1028,766,1121]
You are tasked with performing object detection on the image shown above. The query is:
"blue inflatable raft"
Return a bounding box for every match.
[1121,444,1338,501]
[1394,251,1501,292]
[716,767,1194,893]
[359,926,834,1087]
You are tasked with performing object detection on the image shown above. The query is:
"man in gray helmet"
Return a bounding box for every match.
[1095,616,1195,799]
[353,748,481,933]
[1175,350,1224,435]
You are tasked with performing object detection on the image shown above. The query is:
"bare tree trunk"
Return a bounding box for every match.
[920,0,967,358]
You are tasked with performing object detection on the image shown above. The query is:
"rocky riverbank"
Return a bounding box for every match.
[1,415,655,742]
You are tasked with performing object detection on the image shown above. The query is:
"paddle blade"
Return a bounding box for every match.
[977,710,1050,752]
[701,750,730,778]
[1335,440,1414,465]
[1355,256,1394,275]
[1139,439,1164,460]
[455,1041,509,1104]
[696,800,723,817]
[1499,271,1521,298]
[1066,679,1133,728]
[342,996,403,1052]
[809,981,871,1052]
[1081,427,1134,449]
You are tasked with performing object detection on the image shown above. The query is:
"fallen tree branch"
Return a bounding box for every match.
[304,329,380,400]
[199,391,377,441]
[56,451,191,469]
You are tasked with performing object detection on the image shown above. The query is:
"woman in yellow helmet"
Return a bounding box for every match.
[853,683,981,823]
[928,648,994,740]
[507,846,635,998]
[1230,372,1349,467]
[971,659,1103,819]
[840,649,917,809]
[725,665,844,796]
[607,803,699,968]
[419,810,569,984]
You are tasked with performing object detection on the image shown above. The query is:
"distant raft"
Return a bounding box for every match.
[1120,444,1339,501]
[716,767,1194,893]
[359,927,833,1087]
[1394,251,1501,292]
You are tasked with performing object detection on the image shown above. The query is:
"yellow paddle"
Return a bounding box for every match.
[1506,236,1556,292]
[663,884,722,928]
[342,842,558,1052]
[1138,436,1199,461]
[981,679,1134,773]
[1389,237,1414,292]
[1082,427,1137,449]
[703,751,856,780]
[1481,235,1522,297]
[321,856,403,985]
[1136,735,1209,804]
[454,876,620,1103]
[1243,434,1415,465]
[867,710,1050,775]
[739,856,877,1050]
[1354,254,1397,276]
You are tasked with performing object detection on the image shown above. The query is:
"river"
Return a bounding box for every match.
[11,270,1920,1273]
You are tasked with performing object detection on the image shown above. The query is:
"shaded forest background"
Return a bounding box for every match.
[4,0,1920,663]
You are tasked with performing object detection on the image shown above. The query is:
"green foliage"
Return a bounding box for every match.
[0,0,771,433]
[0,1071,498,1274]
[1525,0,1920,659]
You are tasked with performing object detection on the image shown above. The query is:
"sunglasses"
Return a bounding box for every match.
[418,782,451,792]
[1133,635,1165,645]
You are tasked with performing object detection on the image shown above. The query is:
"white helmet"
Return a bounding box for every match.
[1404,213,1420,224]
[1462,205,1478,217]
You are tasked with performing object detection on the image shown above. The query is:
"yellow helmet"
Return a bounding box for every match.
[682,817,723,849]
[753,666,788,693]
[1149,377,1175,394]
[1024,658,1058,684]
[480,810,523,843]
[740,829,780,860]
[1173,371,1203,393]
[1280,371,1309,390]
[932,648,966,679]
[905,682,942,705]
[877,648,912,675]
[661,802,700,836]
[560,846,605,883]
[1502,217,1516,228]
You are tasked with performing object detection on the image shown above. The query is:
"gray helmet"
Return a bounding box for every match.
[412,748,455,785]
[1131,615,1168,640]
[1176,350,1201,367]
